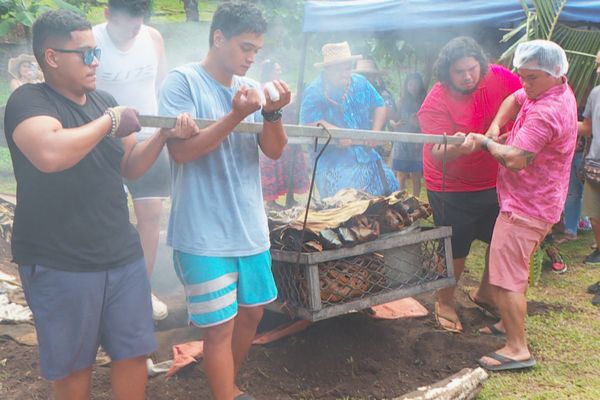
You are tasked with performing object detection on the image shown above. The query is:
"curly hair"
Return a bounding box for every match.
[209,2,267,48]
[32,10,91,68]
[433,37,488,85]
[108,0,150,17]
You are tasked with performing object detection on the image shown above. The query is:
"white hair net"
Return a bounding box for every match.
[513,40,569,78]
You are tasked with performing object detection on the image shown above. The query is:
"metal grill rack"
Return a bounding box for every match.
[269,226,455,321]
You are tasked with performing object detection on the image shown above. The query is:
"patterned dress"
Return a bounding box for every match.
[300,73,399,198]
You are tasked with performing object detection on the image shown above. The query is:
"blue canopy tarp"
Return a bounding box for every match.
[302,0,600,33]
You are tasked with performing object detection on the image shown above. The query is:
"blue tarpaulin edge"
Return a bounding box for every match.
[302,0,600,33]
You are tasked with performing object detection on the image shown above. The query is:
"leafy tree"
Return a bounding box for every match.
[0,0,83,40]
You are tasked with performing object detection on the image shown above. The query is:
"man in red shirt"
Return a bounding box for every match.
[417,37,521,332]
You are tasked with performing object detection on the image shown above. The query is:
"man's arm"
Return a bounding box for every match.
[121,113,199,179]
[12,114,113,173]
[258,80,291,159]
[485,94,521,141]
[463,132,535,171]
[168,86,263,164]
[578,118,592,137]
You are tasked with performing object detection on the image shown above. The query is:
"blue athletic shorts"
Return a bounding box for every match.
[18,258,157,381]
[173,250,277,328]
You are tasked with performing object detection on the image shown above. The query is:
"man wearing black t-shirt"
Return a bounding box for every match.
[4,10,197,400]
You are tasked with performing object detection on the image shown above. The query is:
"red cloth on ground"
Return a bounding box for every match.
[418,64,522,192]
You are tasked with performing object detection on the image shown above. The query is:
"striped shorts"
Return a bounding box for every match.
[173,250,277,327]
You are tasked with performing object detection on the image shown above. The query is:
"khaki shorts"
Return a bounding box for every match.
[489,212,552,293]
[583,181,600,219]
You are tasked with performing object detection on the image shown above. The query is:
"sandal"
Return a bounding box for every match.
[478,351,536,371]
[467,292,500,319]
[434,302,463,333]
[478,324,506,338]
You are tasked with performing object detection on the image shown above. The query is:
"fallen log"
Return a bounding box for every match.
[395,367,489,400]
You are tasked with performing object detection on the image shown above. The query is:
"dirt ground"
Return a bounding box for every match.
[0,251,556,400]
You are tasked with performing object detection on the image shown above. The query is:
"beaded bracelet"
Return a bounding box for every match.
[104,108,117,137]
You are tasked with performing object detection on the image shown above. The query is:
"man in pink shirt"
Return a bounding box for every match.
[462,40,577,371]
[418,37,521,332]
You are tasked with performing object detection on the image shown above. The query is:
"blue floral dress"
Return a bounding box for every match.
[300,73,399,198]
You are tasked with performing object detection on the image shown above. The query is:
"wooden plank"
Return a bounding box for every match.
[306,264,322,312]
[292,277,456,322]
[271,226,452,265]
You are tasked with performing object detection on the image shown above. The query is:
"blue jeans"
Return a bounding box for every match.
[564,151,584,235]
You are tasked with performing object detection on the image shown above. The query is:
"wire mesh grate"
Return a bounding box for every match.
[272,235,449,311]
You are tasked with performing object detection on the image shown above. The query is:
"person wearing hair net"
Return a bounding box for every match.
[459,40,578,371]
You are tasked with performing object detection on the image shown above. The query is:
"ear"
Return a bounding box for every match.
[45,48,59,69]
[213,29,225,48]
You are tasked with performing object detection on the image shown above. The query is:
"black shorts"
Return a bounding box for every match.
[427,188,499,259]
[124,148,171,200]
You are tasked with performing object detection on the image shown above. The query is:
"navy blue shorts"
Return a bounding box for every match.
[19,258,157,381]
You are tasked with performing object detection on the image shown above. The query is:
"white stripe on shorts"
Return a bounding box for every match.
[184,272,238,297]
[188,290,237,315]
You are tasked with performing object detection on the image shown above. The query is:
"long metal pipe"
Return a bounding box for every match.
[138,115,464,145]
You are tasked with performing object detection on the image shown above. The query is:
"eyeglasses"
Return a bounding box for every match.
[52,47,101,65]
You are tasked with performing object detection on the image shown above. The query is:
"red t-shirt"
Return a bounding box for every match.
[418,64,522,192]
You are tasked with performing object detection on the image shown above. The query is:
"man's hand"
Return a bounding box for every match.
[461,132,487,154]
[263,80,292,113]
[232,86,262,119]
[160,113,199,140]
[106,106,142,138]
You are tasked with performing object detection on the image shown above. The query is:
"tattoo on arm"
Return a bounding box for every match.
[491,144,535,171]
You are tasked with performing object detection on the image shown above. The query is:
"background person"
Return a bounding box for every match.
[300,41,399,198]
[390,72,426,196]
[8,54,43,92]
[93,0,170,320]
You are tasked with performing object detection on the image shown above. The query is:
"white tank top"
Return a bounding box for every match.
[93,23,158,138]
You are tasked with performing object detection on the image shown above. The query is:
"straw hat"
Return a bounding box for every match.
[353,59,387,76]
[8,54,37,80]
[314,42,362,68]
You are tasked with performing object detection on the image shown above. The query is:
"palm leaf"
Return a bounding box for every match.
[500,0,600,106]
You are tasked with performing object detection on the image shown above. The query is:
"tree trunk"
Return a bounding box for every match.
[182,0,199,22]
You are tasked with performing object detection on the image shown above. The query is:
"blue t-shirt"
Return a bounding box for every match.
[159,63,269,257]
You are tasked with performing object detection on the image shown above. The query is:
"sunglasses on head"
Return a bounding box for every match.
[52,47,102,65]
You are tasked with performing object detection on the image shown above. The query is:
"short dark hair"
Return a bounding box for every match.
[433,36,488,85]
[209,2,267,48]
[108,0,150,17]
[32,10,91,68]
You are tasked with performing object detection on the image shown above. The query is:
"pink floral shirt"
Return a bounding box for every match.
[497,79,578,223]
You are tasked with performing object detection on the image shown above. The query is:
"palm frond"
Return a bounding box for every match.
[499,0,600,106]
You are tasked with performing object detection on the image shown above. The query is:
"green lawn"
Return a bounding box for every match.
[464,236,600,399]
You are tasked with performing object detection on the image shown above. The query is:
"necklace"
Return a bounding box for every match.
[323,80,351,111]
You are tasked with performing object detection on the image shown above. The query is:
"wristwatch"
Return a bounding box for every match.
[261,108,283,123]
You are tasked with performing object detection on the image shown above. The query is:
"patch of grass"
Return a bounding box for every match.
[463,233,600,399]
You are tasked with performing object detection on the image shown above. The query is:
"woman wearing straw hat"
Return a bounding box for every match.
[8,54,43,92]
[300,42,399,198]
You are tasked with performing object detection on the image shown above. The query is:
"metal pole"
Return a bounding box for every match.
[138,115,465,145]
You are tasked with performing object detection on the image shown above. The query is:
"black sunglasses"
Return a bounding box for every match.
[52,47,101,65]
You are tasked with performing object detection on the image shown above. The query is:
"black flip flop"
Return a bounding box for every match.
[478,351,536,372]
[479,324,506,339]
[467,292,501,319]
[587,281,600,294]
